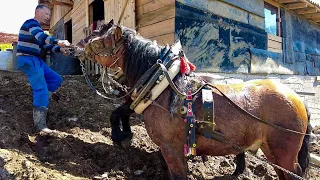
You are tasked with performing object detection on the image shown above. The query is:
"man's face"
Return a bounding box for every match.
[36,7,51,25]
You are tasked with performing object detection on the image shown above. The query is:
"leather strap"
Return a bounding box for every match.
[200,88,216,138]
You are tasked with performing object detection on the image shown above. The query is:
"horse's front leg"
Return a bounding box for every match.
[110,100,134,144]
[232,152,246,176]
[160,144,187,180]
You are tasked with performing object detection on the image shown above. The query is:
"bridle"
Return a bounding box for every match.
[71,25,134,100]
[85,28,128,70]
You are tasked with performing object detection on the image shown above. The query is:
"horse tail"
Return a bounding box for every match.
[297,103,312,176]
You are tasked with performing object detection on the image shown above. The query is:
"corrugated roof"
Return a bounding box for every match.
[272,0,320,25]
[308,0,320,6]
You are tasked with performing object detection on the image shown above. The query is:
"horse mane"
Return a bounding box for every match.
[122,27,164,87]
[120,26,203,113]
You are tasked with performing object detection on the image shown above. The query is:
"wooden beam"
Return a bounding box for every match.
[85,0,89,26]
[306,14,320,20]
[294,7,318,14]
[285,2,307,9]
[276,0,299,3]
[304,12,320,18]
[51,0,73,7]
[310,16,320,21]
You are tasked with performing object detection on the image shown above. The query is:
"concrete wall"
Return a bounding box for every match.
[197,72,320,126]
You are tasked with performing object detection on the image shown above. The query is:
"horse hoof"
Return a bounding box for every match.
[114,138,131,150]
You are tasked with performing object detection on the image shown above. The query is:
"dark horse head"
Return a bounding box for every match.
[77,19,164,88]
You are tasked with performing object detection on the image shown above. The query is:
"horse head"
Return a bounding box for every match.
[75,19,138,71]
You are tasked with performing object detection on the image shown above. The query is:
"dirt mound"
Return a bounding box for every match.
[0,32,18,44]
[0,70,319,180]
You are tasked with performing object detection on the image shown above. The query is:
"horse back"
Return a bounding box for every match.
[210,79,308,122]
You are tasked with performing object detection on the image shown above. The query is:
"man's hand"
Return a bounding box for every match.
[57,40,71,47]
[60,47,70,56]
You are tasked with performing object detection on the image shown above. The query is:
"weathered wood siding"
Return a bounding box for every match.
[71,0,87,44]
[50,1,72,28]
[51,18,65,40]
[175,0,267,73]
[136,0,175,45]
[104,0,136,29]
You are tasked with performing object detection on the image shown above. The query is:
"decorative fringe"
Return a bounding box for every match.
[180,56,196,75]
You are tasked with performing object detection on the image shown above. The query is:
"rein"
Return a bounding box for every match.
[157,63,314,137]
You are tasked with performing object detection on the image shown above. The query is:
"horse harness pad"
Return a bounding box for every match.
[129,41,182,112]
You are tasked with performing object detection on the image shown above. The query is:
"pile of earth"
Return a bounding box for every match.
[0,70,319,179]
[0,32,17,44]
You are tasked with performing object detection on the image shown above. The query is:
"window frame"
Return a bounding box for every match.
[264,0,281,37]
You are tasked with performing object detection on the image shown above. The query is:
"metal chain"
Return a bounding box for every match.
[246,149,305,180]
[150,101,307,180]
[194,120,306,180]
[101,66,129,93]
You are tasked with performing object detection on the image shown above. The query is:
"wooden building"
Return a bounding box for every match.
[40,0,320,123]
[40,0,320,75]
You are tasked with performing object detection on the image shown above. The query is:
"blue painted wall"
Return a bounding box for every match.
[175,1,320,75]
[175,2,267,73]
[282,10,320,75]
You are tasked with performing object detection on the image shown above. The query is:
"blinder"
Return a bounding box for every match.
[84,26,127,68]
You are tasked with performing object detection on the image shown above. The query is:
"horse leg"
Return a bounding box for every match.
[232,152,246,177]
[110,100,133,144]
[261,142,302,180]
[160,144,187,180]
[119,100,134,138]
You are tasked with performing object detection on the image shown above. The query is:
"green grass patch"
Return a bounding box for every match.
[0,44,13,51]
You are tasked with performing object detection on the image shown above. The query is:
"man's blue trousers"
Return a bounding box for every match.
[17,56,63,107]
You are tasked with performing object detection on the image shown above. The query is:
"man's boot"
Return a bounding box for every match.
[33,106,56,133]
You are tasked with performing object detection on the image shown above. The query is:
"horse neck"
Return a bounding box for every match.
[123,36,163,87]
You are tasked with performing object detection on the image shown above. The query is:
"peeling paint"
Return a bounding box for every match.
[175,2,267,73]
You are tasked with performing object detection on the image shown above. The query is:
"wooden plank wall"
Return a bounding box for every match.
[71,0,87,44]
[104,0,136,29]
[267,34,282,53]
[50,0,73,28]
[136,0,175,45]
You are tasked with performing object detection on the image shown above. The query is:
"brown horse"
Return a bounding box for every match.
[75,20,311,180]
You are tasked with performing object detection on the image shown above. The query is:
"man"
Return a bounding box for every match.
[17,4,71,133]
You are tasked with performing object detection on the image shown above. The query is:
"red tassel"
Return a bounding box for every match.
[180,57,188,74]
[188,62,196,72]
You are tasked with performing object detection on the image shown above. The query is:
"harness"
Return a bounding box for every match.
[123,41,216,157]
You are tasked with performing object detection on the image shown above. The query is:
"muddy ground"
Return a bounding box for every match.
[0,70,319,180]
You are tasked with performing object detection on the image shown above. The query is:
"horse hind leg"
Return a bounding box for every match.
[160,144,187,180]
[261,142,303,180]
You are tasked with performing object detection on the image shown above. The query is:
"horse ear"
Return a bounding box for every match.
[108,19,114,26]
[114,25,123,42]
[77,39,86,48]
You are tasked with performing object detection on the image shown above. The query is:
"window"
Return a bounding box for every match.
[89,0,105,31]
[264,2,281,37]
[264,1,282,53]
